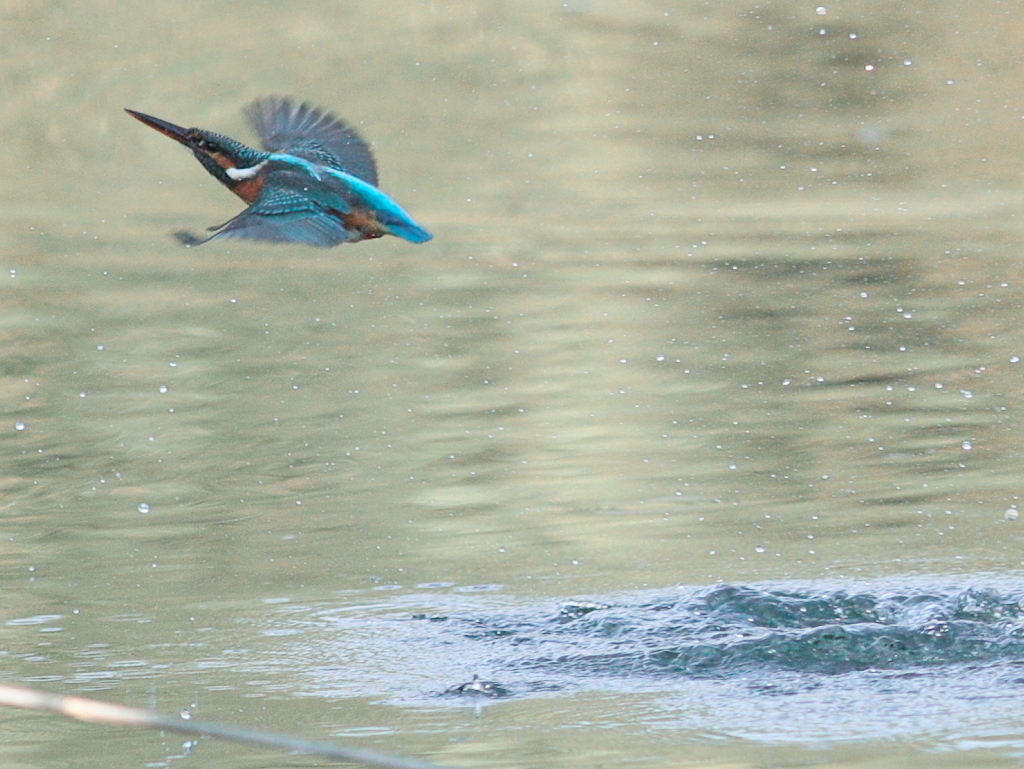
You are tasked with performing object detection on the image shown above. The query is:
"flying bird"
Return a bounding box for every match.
[126,97,432,247]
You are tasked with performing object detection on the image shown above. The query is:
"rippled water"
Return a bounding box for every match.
[257,580,1024,747]
[3,1,1024,768]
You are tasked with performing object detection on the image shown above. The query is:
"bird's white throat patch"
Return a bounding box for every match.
[225,160,268,181]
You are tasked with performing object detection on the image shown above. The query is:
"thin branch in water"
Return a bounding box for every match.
[0,683,457,769]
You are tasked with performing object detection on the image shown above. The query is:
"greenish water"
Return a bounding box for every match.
[3,1,1024,767]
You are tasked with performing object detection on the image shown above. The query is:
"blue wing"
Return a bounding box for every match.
[244,97,379,186]
[176,187,358,248]
[174,165,432,247]
[262,157,433,244]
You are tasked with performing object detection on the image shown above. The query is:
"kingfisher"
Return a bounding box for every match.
[125,97,432,247]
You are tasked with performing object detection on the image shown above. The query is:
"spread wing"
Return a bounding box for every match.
[175,187,358,248]
[244,97,379,187]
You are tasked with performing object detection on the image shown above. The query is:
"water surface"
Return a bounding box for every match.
[2,1,1024,768]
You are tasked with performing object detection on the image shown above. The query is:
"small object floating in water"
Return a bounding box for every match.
[443,675,512,698]
[125,97,432,247]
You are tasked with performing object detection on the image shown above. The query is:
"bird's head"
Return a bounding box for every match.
[125,108,268,193]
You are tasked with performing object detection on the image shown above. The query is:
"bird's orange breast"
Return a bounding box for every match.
[210,152,265,203]
[231,175,265,204]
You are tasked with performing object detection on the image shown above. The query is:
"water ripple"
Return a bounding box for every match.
[264,579,1024,745]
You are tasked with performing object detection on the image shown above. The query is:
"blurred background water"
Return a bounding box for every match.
[3,1,1024,767]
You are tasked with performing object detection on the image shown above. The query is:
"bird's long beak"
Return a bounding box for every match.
[125,108,192,147]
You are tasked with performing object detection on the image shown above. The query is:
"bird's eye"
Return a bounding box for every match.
[189,132,214,151]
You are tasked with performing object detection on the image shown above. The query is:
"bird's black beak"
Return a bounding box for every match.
[125,108,193,149]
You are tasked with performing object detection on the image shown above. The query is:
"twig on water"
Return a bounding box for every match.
[0,683,455,769]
